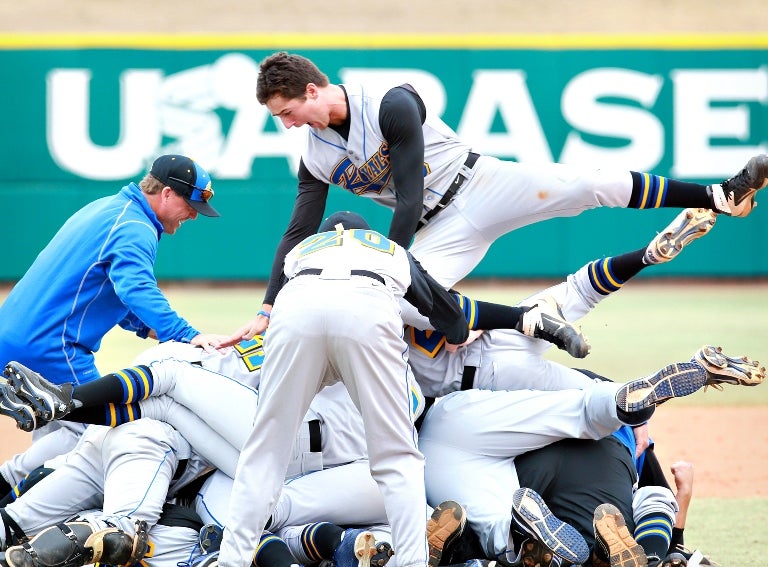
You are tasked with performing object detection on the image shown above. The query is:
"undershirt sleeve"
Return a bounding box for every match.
[379,86,427,249]
[263,159,329,305]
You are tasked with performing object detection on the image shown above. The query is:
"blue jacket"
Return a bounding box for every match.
[0,183,199,384]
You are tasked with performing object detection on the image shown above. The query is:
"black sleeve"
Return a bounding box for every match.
[637,444,672,490]
[403,251,469,345]
[379,85,427,249]
[264,159,329,305]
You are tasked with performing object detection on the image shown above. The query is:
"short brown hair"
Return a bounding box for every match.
[139,173,166,195]
[256,51,329,104]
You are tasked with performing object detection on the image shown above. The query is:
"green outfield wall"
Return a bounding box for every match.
[1,35,766,281]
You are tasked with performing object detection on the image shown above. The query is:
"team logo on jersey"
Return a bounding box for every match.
[234,336,265,371]
[331,143,393,195]
[407,327,445,358]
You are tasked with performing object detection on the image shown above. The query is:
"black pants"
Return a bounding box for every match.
[514,436,637,554]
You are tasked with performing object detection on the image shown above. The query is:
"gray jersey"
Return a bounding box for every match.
[300,83,472,215]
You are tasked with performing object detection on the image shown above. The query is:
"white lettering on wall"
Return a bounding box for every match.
[47,68,162,178]
[44,55,766,181]
[457,70,553,162]
[672,68,768,177]
[560,68,664,170]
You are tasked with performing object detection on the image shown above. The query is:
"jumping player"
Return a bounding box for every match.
[224,50,768,344]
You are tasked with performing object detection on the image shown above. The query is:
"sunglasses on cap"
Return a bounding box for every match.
[167,176,215,203]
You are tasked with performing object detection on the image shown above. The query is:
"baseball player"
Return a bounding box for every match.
[224,50,768,343]
[0,417,208,567]
[214,210,471,567]
[402,207,718,397]
[510,432,713,567]
[0,346,565,567]
[0,415,391,567]
[417,347,764,566]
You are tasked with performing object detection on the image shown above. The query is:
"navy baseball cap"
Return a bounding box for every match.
[150,154,220,217]
[319,210,370,232]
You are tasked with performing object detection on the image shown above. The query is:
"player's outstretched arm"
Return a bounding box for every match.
[220,305,272,348]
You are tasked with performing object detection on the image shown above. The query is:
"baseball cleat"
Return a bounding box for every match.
[370,541,394,567]
[333,529,377,567]
[593,503,647,567]
[516,538,562,567]
[658,552,687,567]
[715,154,768,217]
[199,524,224,554]
[3,361,74,421]
[0,381,37,432]
[693,345,765,389]
[643,208,717,264]
[510,487,590,566]
[427,500,467,567]
[615,362,707,413]
[659,546,719,567]
[519,296,590,359]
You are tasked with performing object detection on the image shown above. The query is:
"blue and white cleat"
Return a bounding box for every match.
[616,346,765,413]
[510,487,590,565]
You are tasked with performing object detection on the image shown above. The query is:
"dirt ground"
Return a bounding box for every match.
[1,0,766,504]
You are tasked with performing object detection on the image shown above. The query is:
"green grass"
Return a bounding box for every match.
[458,279,768,404]
[685,498,768,565]
[3,279,766,564]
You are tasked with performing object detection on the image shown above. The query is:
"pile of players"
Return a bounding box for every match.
[1,51,767,567]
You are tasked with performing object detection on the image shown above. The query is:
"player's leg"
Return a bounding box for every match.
[0,426,108,543]
[139,396,241,478]
[332,283,430,567]
[270,460,387,529]
[0,422,86,489]
[1,359,259,450]
[217,281,329,567]
[410,154,766,287]
[419,386,627,461]
[463,156,766,231]
[99,418,191,534]
[615,345,765,414]
[631,486,678,566]
[275,523,394,567]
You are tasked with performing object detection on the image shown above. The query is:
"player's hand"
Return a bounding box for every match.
[632,422,650,458]
[670,460,694,497]
[445,329,484,353]
[190,333,230,354]
[220,306,272,348]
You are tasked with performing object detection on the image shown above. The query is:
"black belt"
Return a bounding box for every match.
[418,152,480,230]
[461,366,476,391]
[308,419,321,452]
[294,268,385,286]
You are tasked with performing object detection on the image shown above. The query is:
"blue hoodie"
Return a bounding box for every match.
[0,183,199,384]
